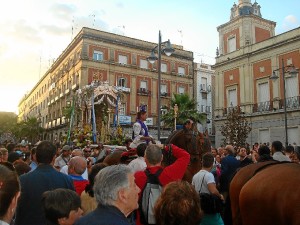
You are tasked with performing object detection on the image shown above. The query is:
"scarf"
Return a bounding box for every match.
[137,119,149,144]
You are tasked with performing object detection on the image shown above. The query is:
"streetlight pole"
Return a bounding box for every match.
[270,58,299,148]
[147,30,174,141]
[157,31,162,141]
[281,59,288,148]
[174,104,178,131]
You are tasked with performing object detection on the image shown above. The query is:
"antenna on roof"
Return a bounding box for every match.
[89,14,95,28]
[178,30,183,45]
[118,25,125,35]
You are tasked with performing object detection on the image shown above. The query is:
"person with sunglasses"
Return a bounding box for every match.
[83,147,96,173]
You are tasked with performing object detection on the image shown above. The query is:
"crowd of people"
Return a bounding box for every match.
[1,107,299,225]
[1,138,299,225]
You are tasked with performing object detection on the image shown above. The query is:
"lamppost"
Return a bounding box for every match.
[269,58,299,147]
[147,30,175,141]
[174,104,178,131]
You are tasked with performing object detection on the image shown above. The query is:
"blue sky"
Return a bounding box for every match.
[0,0,299,113]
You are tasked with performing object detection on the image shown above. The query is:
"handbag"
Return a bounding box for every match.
[199,172,224,214]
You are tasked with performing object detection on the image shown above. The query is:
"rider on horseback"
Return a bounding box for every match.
[130,105,156,149]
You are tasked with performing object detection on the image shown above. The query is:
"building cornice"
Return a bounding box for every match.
[213,26,300,68]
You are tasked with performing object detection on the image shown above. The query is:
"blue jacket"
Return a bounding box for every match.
[15,164,75,225]
[220,155,240,192]
[75,204,131,225]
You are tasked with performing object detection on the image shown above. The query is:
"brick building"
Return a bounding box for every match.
[213,0,300,147]
[18,27,194,142]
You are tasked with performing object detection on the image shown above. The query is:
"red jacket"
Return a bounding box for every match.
[134,144,190,225]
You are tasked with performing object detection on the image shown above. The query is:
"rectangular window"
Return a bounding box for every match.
[286,77,299,108]
[228,89,237,107]
[118,78,126,87]
[72,74,76,85]
[140,59,148,69]
[161,84,167,94]
[161,63,167,73]
[228,36,236,53]
[286,77,298,98]
[178,86,185,94]
[178,67,185,76]
[258,82,269,102]
[76,74,79,85]
[119,103,126,115]
[140,81,147,89]
[201,77,207,91]
[93,50,103,61]
[118,55,128,64]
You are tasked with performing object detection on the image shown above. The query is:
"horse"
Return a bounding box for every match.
[230,161,300,225]
[163,128,211,183]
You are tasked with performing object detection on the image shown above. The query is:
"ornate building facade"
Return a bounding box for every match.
[18,27,194,142]
[213,0,300,147]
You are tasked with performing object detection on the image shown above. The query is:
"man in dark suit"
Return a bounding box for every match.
[15,141,74,225]
[75,164,140,225]
[219,145,240,198]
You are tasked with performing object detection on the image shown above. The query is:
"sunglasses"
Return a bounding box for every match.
[84,150,92,153]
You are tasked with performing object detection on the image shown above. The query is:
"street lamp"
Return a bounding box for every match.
[174,104,178,131]
[147,30,175,141]
[269,58,299,147]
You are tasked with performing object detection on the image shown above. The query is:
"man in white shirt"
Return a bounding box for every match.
[128,143,147,173]
[54,145,71,170]
[271,141,291,162]
[60,148,88,180]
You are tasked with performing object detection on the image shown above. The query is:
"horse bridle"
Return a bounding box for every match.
[184,130,201,156]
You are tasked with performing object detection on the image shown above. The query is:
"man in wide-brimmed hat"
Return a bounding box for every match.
[54,145,71,170]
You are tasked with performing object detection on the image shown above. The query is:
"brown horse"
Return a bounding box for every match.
[230,162,300,225]
[163,129,211,183]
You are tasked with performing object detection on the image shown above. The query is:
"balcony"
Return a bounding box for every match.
[137,88,151,96]
[160,92,170,97]
[116,86,131,93]
[218,96,300,118]
[285,96,300,109]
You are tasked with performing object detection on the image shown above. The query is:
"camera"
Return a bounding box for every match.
[21,152,30,162]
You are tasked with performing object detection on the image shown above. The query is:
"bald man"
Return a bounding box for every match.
[68,156,89,195]
[60,149,89,180]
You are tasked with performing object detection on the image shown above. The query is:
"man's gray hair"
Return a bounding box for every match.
[93,164,132,205]
[69,156,86,175]
[225,145,235,155]
[145,144,162,165]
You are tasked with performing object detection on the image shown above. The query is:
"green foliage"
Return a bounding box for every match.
[63,106,73,120]
[220,106,251,146]
[15,117,44,143]
[161,93,206,127]
[0,112,18,143]
[0,112,18,135]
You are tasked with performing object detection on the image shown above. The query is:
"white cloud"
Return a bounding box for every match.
[284,15,299,24]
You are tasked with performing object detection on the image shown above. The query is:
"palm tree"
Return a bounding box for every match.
[161,93,206,128]
[16,117,44,143]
